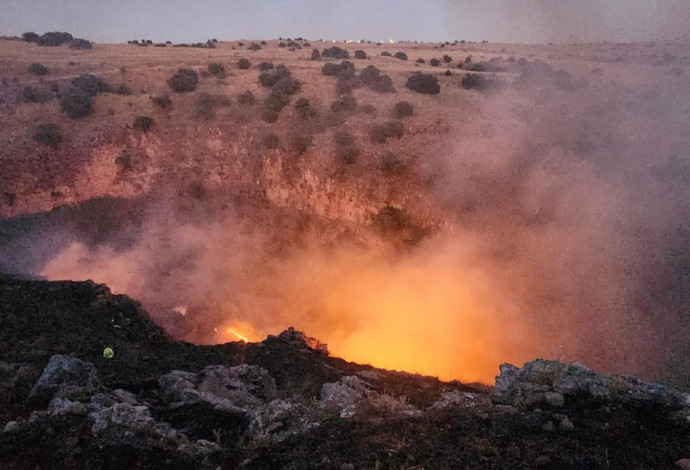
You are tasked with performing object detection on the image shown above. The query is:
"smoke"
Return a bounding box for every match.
[17,52,688,386]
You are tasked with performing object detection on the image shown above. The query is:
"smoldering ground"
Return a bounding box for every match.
[3,56,688,385]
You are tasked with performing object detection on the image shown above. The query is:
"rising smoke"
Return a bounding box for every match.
[6,46,687,386]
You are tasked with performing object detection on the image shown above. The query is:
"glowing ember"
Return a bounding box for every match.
[173,306,187,316]
[227,328,249,343]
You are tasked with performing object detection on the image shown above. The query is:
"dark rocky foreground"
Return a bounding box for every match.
[0,274,688,469]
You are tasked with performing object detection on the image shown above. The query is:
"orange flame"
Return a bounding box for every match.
[227,328,249,343]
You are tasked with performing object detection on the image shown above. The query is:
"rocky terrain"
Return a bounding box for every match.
[1,274,689,469]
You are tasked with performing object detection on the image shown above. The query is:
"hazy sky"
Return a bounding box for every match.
[1,0,688,44]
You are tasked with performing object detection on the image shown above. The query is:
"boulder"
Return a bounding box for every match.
[29,355,100,402]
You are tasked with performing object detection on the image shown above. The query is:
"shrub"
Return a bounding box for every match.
[394,52,408,60]
[322,46,349,59]
[261,132,279,149]
[443,54,452,63]
[69,38,92,49]
[381,51,392,57]
[360,65,381,85]
[32,123,62,147]
[430,58,441,67]
[336,145,359,164]
[112,84,132,95]
[260,40,267,46]
[369,120,404,143]
[150,94,172,108]
[311,48,321,61]
[261,109,279,123]
[288,133,312,155]
[416,58,425,64]
[465,55,472,63]
[248,43,262,51]
[468,62,487,72]
[322,61,355,77]
[133,115,154,131]
[406,72,440,94]
[371,74,395,93]
[208,63,225,75]
[393,101,413,118]
[237,90,256,105]
[278,42,286,48]
[330,95,356,112]
[379,151,404,174]
[22,32,39,43]
[444,70,452,77]
[354,50,367,59]
[372,206,412,234]
[237,58,251,70]
[273,76,301,95]
[336,75,361,94]
[195,92,231,119]
[259,65,295,89]
[28,63,48,75]
[71,74,111,96]
[257,61,274,71]
[37,32,73,46]
[334,128,355,147]
[59,92,92,119]
[264,89,291,113]
[360,104,377,116]
[461,73,501,91]
[115,154,132,172]
[21,86,47,103]
[167,68,199,93]
[294,97,316,119]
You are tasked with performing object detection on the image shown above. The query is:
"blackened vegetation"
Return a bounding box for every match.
[28,63,48,76]
[167,69,199,93]
[406,72,440,94]
[461,73,502,92]
[515,59,587,91]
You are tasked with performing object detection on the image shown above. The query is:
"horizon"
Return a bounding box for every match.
[1,0,689,45]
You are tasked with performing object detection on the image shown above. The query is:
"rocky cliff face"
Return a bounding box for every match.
[1,275,688,469]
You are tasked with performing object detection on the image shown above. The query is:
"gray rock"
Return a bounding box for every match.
[559,416,575,431]
[2,421,19,433]
[321,375,373,417]
[48,396,88,416]
[29,355,100,401]
[432,390,481,409]
[544,391,565,407]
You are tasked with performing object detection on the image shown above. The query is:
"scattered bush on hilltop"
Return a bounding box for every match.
[430,58,441,67]
[32,123,62,147]
[369,120,404,143]
[461,73,502,91]
[288,132,313,155]
[59,92,92,119]
[330,95,357,112]
[322,46,349,59]
[22,32,39,43]
[21,86,48,103]
[394,52,408,60]
[69,38,92,49]
[311,48,320,61]
[354,50,367,59]
[133,116,154,131]
[443,54,452,63]
[261,109,279,123]
[37,32,73,46]
[322,61,355,77]
[150,94,172,109]
[195,92,231,119]
[381,51,392,57]
[393,101,414,118]
[167,68,199,93]
[359,65,396,93]
[257,61,274,71]
[208,63,225,76]
[248,43,262,51]
[294,98,316,119]
[70,74,111,96]
[28,63,48,75]
[406,72,440,94]
[416,58,425,64]
[237,90,256,105]
[237,58,251,70]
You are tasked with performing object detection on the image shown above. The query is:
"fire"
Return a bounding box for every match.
[227,328,249,343]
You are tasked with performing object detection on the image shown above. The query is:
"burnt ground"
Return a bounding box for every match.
[0,275,688,469]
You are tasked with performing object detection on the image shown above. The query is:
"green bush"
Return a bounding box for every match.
[406,72,440,94]
[22,32,39,43]
[369,120,404,143]
[261,109,279,123]
[381,51,392,57]
[167,68,199,93]
[32,123,62,147]
[430,58,441,67]
[69,38,92,49]
[294,97,316,119]
[59,92,92,118]
[443,54,452,63]
[394,52,408,60]
[330,95,356,112]
[371,74,395,93]
[21,86,47,103]
[133,116,154,131]
[311,48,320,61]
[248,43,262,51]
[37,32,73,47]
[322,46,349,59]
[354,50,367,59]
[264,89,291,113]
[257,61,274,71]
[208,63,225,75]
[195,92,231,119]
[416,58,425,64]
[28,63,48,75]
[237,58,251,70]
